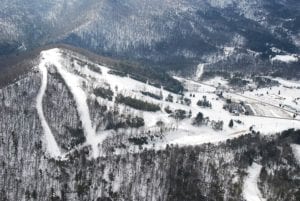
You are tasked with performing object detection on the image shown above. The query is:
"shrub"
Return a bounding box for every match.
[127,116,145,128]
[106,115,144,130]
[108,70,127,77]
[87,64,102,74]
[197,96,212,108]
[229,77,249,87]
[65,126,86,148]
[164,106,173,114]
[128,137,148,145]
[130,74,147,83]
[166,94,174,102]
[172,109,187,120]
[156,120,165,127]
[141,91,162,100]
[193,112,204,125]
[211,120,224,130]
[184,98,191,106]
[94,87,114,101]
[116,94,160,112]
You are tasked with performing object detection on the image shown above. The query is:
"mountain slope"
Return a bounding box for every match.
[1,47,300,200]
[1,0,299,70]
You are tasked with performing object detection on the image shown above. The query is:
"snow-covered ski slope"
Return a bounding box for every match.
[36,48,300,157]
[44,49,101,158]
[196,63,205,80]
[36,52,62,158]
[243,163,266,201]
[291,144,300,165]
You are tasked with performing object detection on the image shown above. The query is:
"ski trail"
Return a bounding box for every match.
[291,144,300,165]
[43,49,99,157]
[247,104,257,116]
[36,54,62,158]
[243,163,266,201]
[269,109,281,118]
[196,63,205,80]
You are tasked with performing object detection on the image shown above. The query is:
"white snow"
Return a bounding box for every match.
[196,63,205,80]
[291,144,300,165]
[243,163,266,201]
[36,54,62,158]
[270,47,281,54]
[224,46,235,56]
[271,55,299,63]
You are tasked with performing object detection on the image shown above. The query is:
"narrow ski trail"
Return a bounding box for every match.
[196,63,205,80]
[44,49,99,157]
[36,53,62,158]
[243,163,266,201]
[291,144,300,165]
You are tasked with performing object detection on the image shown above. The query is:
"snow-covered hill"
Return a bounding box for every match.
[1,47,300,200]
[30,48,300,157]
[0,0,299,72]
